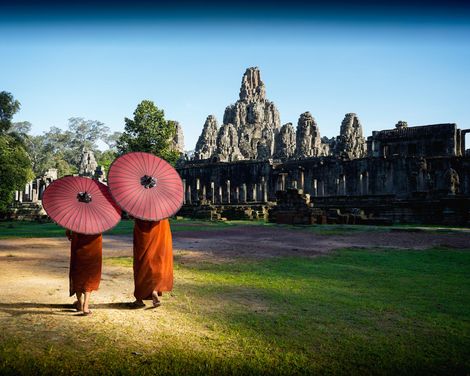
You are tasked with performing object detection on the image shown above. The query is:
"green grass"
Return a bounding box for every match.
[1,219,468,239]
[0,219,254,238]
[2,247,468,375]
[115,247,470,374]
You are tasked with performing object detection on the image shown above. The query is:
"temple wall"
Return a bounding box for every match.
[178,155,470,204]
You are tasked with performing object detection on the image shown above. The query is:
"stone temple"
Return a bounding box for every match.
[178,67,470,225]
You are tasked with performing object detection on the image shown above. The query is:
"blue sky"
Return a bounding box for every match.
[1,2,470,150]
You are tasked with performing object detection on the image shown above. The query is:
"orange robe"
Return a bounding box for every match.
[133,218,173,300]
[66,230,102,296]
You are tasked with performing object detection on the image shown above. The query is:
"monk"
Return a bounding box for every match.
[131,218,173,308]
[66,229,102,315]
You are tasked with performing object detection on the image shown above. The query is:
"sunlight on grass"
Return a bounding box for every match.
[90,247,470,374]
[1,247,470,374]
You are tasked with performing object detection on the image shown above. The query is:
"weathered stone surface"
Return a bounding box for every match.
[194,115,219,160]
[274,123,296,160]
[239,66,266,101]
[366,123,462,158]
[79,149,98,177]
[215,123,244,162]
[334,113,367,159]
[295,112,329,158]
[445,167,460,195]
[222,67,280,160]
[176,67,470,225]
[171,121,185,153]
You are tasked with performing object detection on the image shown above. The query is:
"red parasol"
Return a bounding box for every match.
[107,152,184,221]
[42,176,122,234]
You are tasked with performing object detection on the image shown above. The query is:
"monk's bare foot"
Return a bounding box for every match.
[128,300,145,309]
[152,291,161,308]
[82,310,92,316]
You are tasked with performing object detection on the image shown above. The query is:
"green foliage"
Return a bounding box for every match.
[67,117,110,151]
[0,91,20,132]
[9,121,31,139]
[0,134,34,212]
[18,119,110,177]
[117,100,180,165]
[95,149,117,173]
[102,131,122,149]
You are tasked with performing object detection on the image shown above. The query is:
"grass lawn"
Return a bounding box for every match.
[0,219,250,238]
[1,219,468,239]
[1,247,469,375]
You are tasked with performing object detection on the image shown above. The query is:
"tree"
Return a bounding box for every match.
[35,119,110,175]
[103,131,122,150]
[0,92,33,212]
[0,134,34,212]
[117,100,180,165]
[67,117,110,151]
[0,91,20,132]
[95,149,116,173]
[9,121,32,137]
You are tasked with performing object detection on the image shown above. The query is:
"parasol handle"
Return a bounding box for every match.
[77,192,92,203]
[140,175,157,189]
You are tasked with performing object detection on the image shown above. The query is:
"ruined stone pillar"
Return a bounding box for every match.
[235,186,240,203]
[187,185,192,205]
[196,178,200,202]
[32,188,38,203]
[241,183,247,203]
[252,183,257,202]
[39,184,45,200]
[36,179,41,200]
[313,179,317,197]
[202,185,207,201]
[299,171,304,191]
[218,186,223,204]
[226,180,231,204]
[182,179,186,204]
[15,191,19,201]
[364,172,369,195]
[261,177,268,202]
[280,174,286,191]
[25,182,31,201]
[342,175,346,195]
[211,182,215,204]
